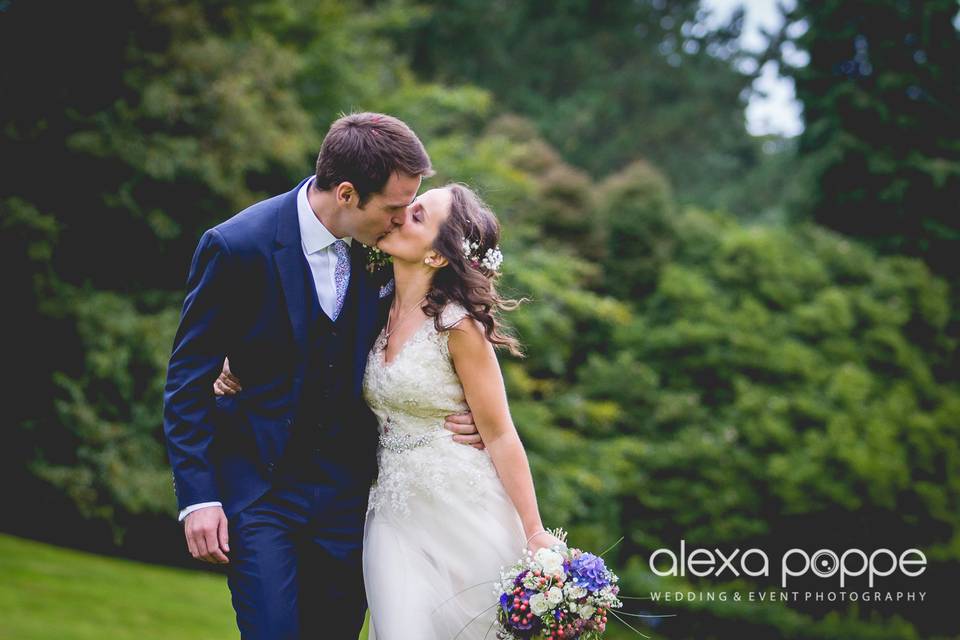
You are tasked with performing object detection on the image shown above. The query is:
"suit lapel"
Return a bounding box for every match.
[351,244,382,395]
[273,176,312,352]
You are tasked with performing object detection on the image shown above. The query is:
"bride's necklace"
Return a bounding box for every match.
[381,294,428,350]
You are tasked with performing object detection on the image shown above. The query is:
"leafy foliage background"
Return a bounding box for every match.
[1,1,956,637]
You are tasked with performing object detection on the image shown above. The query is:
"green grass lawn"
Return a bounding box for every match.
[0,533,371,639]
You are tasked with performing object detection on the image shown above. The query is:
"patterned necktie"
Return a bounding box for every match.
[331,239,351,320]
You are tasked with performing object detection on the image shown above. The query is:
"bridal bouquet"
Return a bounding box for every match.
[494,538,622,639]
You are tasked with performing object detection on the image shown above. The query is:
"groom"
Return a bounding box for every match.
[163,112,482,638]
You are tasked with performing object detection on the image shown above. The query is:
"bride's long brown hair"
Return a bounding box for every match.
[422,183,526,357]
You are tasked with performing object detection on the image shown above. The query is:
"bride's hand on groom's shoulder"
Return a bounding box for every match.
[213,357,242,396]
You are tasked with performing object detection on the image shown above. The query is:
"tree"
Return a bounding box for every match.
[383,0,767,210]
[0,0,422,539]
[776,0,960,281]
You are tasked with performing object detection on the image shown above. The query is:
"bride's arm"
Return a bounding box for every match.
[447,318,560,551]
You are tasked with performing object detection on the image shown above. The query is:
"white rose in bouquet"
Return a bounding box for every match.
[546,586,563,605]
[564,583,588,600]
[533,548,565,575]
[529,593,550,616]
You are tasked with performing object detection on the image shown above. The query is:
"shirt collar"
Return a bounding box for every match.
[297,176,352,254]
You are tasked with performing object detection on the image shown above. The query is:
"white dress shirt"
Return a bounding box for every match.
[178,177,351,522]
[296,176,353,320]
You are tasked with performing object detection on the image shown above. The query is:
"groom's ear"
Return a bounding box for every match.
[335,181,357,207]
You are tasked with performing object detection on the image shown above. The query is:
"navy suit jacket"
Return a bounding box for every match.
[163,176,389,516]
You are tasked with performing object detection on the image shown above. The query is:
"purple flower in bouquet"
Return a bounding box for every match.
[500,587,538,632]
[493,528,626,639]
[570,553,611,591]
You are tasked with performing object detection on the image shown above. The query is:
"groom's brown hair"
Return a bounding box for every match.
[314,112,434,207]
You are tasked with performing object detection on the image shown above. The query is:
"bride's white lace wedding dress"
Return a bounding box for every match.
[362,302,526,639]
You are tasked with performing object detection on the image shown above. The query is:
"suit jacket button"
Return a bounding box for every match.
[267,462,276,473]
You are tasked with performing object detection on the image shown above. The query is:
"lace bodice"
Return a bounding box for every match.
[362,302,500,516]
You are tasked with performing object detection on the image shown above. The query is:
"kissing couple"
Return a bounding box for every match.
[163,112,564,638]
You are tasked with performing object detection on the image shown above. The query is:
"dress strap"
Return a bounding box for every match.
[438,302,470,330]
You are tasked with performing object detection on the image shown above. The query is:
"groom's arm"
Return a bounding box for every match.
[163,228,237,514]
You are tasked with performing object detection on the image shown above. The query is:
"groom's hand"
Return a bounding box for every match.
[184,506,230,564]
[445,412,485,450]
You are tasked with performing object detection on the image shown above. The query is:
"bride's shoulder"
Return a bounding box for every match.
[438,302,492,359]
[438,301,473,331]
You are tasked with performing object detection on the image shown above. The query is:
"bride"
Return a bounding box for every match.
[219,183,563,638]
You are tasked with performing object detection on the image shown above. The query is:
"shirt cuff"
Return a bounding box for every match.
[178,501,222,522]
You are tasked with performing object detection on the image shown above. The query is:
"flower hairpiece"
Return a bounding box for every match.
[462,238,504,272]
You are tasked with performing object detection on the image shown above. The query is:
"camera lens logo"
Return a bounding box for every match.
[811,551,838,578]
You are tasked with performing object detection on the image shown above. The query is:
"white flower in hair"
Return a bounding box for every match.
[461,237,504,272]
[461,238,479,258]
[481,247,503,271]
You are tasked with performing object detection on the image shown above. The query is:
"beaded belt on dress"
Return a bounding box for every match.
[378,427,450,453]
